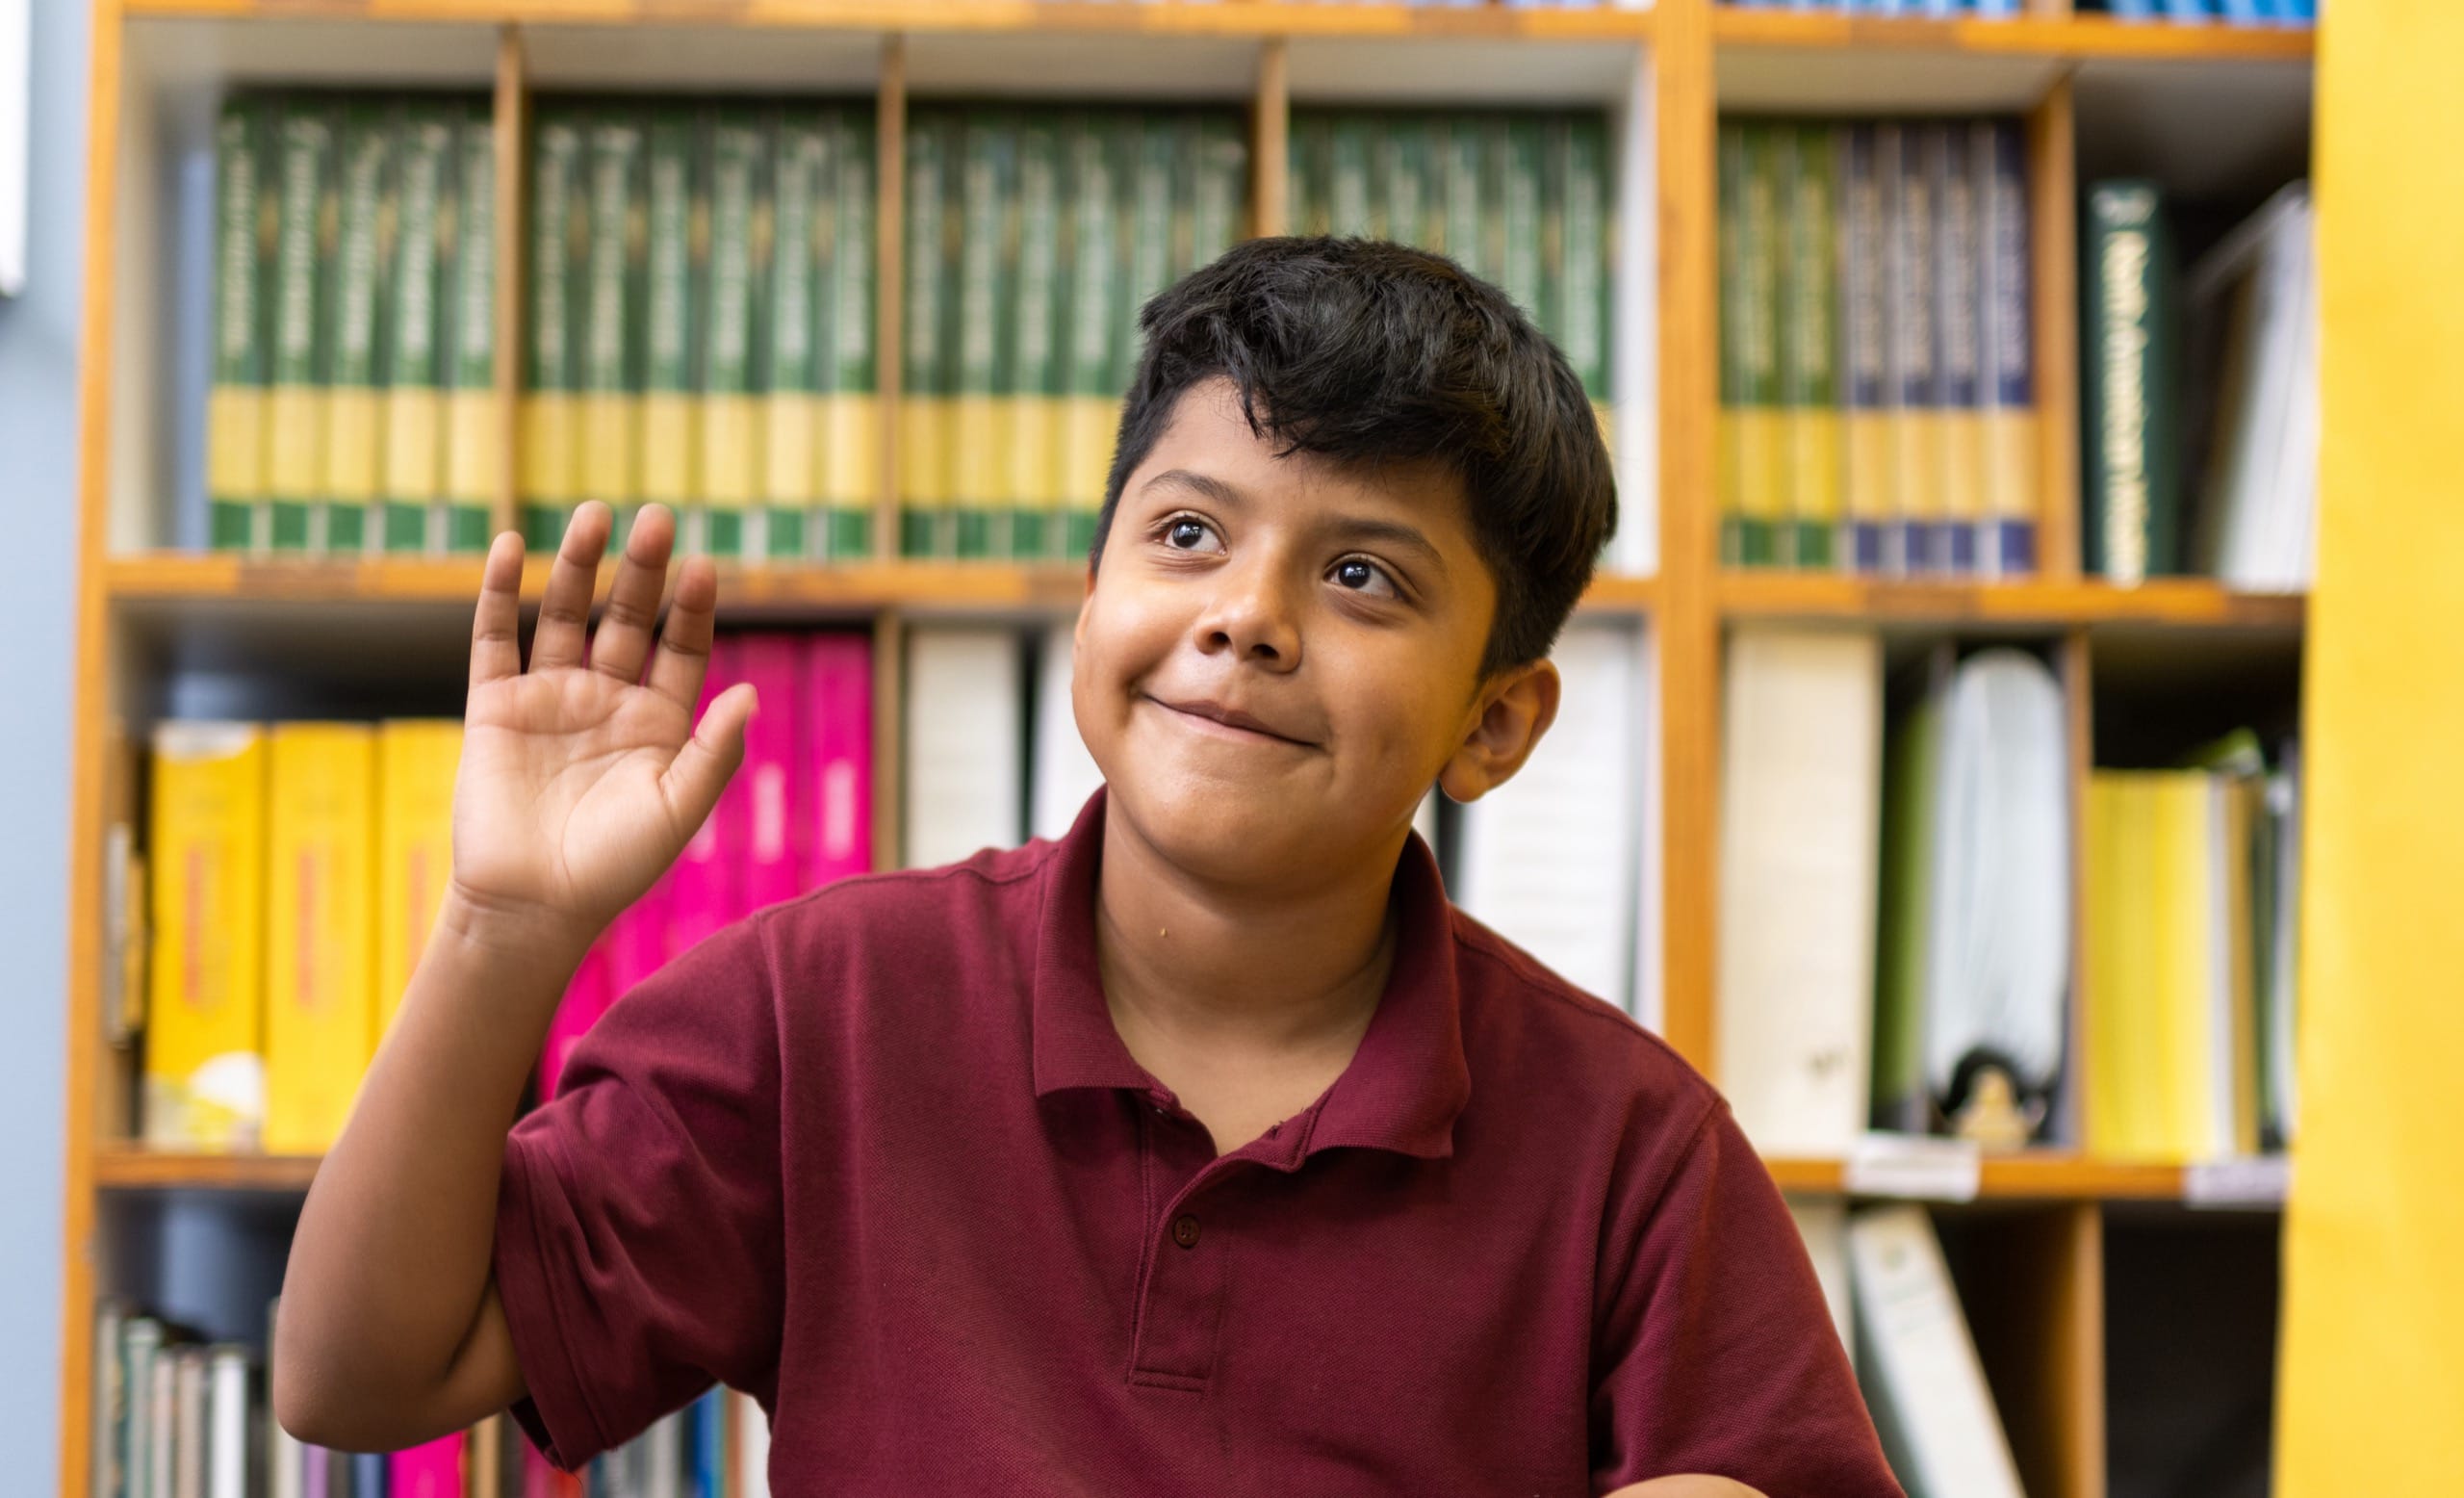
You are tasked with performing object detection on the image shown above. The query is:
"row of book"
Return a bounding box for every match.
[523,101,882,568]
[2084,178,2316,591]
[1733,0,2316,19]
[894,105,1245,562]
[1717,116,2039,577]
[91,1299,773,1498]
[207,92,498,558]
[541,633,872,1098]
[1716,625,2299,1162]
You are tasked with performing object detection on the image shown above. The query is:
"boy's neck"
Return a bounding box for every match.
[1091,807,1404,1062]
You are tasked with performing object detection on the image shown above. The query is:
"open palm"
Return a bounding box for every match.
[453,502,756,941]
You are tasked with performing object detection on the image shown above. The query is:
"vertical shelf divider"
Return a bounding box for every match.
[1655,0,1720,1074]
[1252,37,1289,240]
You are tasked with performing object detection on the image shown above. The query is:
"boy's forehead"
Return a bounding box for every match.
[1141,378,1474,531]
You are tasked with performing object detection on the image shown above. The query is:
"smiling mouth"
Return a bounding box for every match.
[1145,695,1314,748]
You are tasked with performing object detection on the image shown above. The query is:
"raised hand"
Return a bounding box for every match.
[449,501,757,955]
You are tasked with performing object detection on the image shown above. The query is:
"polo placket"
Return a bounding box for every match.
[1129,1098,1236,1390]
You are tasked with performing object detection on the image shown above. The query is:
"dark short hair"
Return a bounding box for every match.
[1091,235,1618,676]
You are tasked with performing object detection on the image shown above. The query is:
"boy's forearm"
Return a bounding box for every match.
[273,890,591,1448]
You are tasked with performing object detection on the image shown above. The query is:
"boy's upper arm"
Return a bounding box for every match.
[1588,1098,1906,1498]
[491,917,790,1471]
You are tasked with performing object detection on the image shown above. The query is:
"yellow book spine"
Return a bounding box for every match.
[1062,396,1117,544]
[2150,773,2219,1163]
[144,724,268,1150]
[821,392,881,527]
[376,720,460,1042]
[263,723,377,1156]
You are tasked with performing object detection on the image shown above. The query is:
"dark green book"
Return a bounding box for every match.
[1122,113,1173,389]
[824,106,877,561]
[901,108,953,558]
[1287,109,1328,239]
[1058,110,1119,561]
[1009,111,1063,560]
[268,99,337,555]
[700,106,764,562]
[1498,115,1544,328]
[442,103,496,554]
[321,99,390,556]
[1328,112,1371,238]
[579,109,646,553]
[2081,178,2180,583]
[208,96,274,553]
[522,109,584,553]
[380,102,450,555]
[1780,120,1840,571]
[641,106,699,554]
[952,110,1013,560]
[1191,110,1245,270]
[764,107,826,564]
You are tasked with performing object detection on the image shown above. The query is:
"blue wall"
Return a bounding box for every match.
[0,0,92,1485]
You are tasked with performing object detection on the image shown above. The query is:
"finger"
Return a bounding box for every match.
[528,503,611,673]
[645,552,720,710]
[660,681,758,844]
[469,530,526,692]
[590,504,676,687]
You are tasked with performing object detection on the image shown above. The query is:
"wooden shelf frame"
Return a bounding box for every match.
[58,3,2318,1495]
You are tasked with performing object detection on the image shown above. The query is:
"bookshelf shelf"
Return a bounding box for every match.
[91,1148,322,1193]
[1716,572,2305,633]
[1711,10,2316,64]
[100,554,1666,619]
[1764,1153,2209,1202]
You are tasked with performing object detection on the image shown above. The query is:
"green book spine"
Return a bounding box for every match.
[1934,123,1985,578]
[1563,113,1611,462]
[1441,114,1489,280]
[824,107,877,561]
[443,103,496,555]
[380,103,449,555]
[1122,112,1173,386]
[701,107,766,563]
[1840,123,1891,576]
[1536,114,1565,380]
[1168,112,1201,276]
[208,96,271,552]
[1058,111,1118,562]
[321,99,389,558]
[952,110,1012,560]
[1717,119,1746,567]
[1499,115,1545,331]
[900,109,951,558]
[268,99,336,555]
[641,107,699,554]
[764,108,825,564]
[1886,123,1942,576]
[580,110,646,552]
[740,111,775,563]
[2080,178,2177,583]
[1009,112,1063,561]
[1781,121,1840,572]
[1190,110,1245,269]
[1378,112,1429,255]
[522,111,582,553]
[1736,121,1782,570]
[1871,659,1948,1134]
[1328,112,1371,238]
[1287,110,1326,239]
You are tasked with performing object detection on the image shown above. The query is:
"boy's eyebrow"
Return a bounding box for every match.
[1144,467,1450,579]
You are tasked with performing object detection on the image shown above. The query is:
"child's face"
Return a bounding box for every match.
[1072,376,1553,886]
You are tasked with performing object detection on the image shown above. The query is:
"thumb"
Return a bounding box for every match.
[661,681,758,841]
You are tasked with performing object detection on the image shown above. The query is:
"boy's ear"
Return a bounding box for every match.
[1438,659,1560,804]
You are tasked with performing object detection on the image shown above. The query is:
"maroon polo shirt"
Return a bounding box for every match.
[494,788,1901,1496]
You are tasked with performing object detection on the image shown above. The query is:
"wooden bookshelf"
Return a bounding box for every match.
[56,2,2319,1495]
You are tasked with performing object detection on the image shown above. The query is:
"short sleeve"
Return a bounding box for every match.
[1589,1099,1905,1497]
[494,916,786,1471]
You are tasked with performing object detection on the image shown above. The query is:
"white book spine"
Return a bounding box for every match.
[903,626,1025,868]
[208,1347,248,1498]
[1848,1204,2025,1498]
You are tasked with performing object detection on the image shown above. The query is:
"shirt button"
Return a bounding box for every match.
[1171,1214,1201,1250]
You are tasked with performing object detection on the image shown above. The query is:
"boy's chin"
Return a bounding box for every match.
[1109,781,1352,885]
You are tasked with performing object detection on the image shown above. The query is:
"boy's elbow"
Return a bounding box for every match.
[269,1307,424,1453]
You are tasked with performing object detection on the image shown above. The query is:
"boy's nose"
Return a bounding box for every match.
[1190,561,1303,671]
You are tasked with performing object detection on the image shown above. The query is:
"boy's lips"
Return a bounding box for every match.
[1143,693,1316,748]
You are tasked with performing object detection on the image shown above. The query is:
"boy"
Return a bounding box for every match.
[275,238,1901,1496]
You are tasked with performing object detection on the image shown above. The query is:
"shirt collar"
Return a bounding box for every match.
[1029,786,1471,1163]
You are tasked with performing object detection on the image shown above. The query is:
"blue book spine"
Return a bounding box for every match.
[351,1451,389,1497]
[2110,0,2159,20]
[1973,0,2020,16]
[692,1388,726,1498]
[2159,0,2211,19]
[1979,119,2036,578]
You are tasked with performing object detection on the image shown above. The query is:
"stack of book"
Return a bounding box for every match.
[541,633,873,1099]
[141,719,461,1155]
[523,100,881,566]
[91,1299,771,1497]
[205,92,497,558]
[2085,731,2301,1162]
[899,105,1246,562]
[1287,107,1613,451]
[1717,116,2038,578]
[2084,177,2317,590]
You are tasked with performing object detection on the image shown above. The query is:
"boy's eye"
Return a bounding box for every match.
[1162,517,1222,553]
[1331,556,1399,600]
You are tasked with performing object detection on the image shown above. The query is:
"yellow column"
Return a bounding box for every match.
[2278,3,2464,1489]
